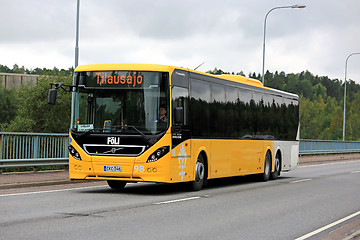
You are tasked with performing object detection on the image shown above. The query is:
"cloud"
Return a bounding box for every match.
[0,0,74,44]
[1,0,360,83]
[0,40,73,69]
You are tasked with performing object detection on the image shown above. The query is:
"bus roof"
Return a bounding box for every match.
[74,63,297,98]
[75,63,176,73]
[75,63,263,87]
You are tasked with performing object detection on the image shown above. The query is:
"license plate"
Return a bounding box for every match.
[104,166,122,172]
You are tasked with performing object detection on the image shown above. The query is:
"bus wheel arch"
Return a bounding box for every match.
[191,150,208,191]
[270,150,282,180]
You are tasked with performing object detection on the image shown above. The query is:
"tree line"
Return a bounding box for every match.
[0,64,74,76]
[0,65,73,133]
[1,65,359,140]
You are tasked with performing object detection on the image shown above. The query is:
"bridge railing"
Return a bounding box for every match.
[299,139,360,155]
[0,132,68,169]
[1,132,360,169]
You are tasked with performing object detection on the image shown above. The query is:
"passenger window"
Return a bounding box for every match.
[211,85,225,103]
[172,86,188,125]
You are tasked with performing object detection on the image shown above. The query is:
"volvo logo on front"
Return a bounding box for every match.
[107,137,120,145]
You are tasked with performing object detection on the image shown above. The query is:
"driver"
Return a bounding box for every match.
[159,106,168,123]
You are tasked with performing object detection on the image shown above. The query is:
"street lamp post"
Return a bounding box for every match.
[71,0,80,130]
[262,4,306,85]
[342,52,360,141]
[75,0,80,68]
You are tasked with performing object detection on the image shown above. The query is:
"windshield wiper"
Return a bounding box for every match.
[112,125,152,146]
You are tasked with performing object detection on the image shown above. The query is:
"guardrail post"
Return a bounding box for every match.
[0,133,2,173]
[33,135,38,159]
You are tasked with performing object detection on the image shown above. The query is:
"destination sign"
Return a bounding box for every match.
[76,71,164,89]
[95,72,143,87]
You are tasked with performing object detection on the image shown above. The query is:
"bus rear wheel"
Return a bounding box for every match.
[107,180,127,190]
[261,151,271,182]
[270,152,281,180]
[191,155,206,191]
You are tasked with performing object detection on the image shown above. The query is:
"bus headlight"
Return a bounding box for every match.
[147,146,169,163]
[69,145,82,160]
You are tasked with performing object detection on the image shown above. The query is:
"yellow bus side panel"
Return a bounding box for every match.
[190,139,275,180]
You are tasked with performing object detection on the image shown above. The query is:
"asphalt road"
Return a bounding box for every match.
[1,160,359,240]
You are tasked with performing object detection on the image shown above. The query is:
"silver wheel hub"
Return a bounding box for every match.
[275,156,280,172]
[195,161,205,182]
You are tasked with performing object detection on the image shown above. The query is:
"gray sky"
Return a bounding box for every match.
[1,0,360,83]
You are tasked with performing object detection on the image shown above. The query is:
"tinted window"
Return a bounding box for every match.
[211,85,226,137]
[191,79,210,101]
[172,86,189,125]
[187,75,298,140]
[211,85,225,102]
[190,79,211,137]
[226,87,238,103]
[239,88,252,103]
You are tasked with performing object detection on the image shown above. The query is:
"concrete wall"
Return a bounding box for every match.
[0,73,39,89]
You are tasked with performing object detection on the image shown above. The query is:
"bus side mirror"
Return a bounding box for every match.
[175,107,184,125]
[48,88,58,105]
[48,82,69,105]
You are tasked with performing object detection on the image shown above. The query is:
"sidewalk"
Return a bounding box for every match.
[0,170,71,189]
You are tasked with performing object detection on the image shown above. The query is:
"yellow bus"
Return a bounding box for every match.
[52,63,299,191]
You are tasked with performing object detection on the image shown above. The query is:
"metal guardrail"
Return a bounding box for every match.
[1,132,360,169]
[0,132,68,169]
[299,139,360,155]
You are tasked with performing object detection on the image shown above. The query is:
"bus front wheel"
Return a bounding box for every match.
[191,155,206,191]
[107,180,127,190]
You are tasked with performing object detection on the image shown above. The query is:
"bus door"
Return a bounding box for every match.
[171,70,190,148]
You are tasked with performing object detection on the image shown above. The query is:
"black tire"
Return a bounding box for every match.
[261,151,271,182]
[107,180,127,190]
[270,152,281,180]
[191,154,206,191]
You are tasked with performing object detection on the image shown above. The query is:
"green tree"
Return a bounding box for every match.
[3,74,72,133]
[0,64,11,73]
[347,92,360,140]
[0,85,18,129]
[206,68,229,75]
[312,83,327,100]
[329,107,343,140]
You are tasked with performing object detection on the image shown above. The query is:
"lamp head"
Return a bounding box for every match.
[292,4,306,8]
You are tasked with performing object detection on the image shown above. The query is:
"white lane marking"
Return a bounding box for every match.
[290,178,312,184]
[295,210,360,240]
[0,185,108,197]
[350,170,360,174]
[154,196,201,205]
[299,160,360,168]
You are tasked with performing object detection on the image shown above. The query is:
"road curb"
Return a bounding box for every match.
[0,179,89,190]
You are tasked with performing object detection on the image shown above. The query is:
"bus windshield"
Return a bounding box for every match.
[71,71,169,135]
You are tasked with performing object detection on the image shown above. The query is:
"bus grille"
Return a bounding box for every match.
[83,144,145,156]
